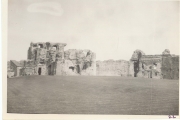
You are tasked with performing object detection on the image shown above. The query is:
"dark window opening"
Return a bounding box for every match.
[142,64,144,69]
[76,65,80,73]
[69,66,74,71]
[52,45,57,50]
[38,44,43,48]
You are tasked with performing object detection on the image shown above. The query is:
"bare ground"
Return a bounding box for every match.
[7,75,179,115]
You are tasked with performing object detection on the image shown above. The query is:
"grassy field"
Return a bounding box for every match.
[7,75,179,115]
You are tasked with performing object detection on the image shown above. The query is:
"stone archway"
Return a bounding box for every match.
[38,67,41,75]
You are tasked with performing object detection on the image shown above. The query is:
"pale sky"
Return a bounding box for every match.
[8,0,179,61]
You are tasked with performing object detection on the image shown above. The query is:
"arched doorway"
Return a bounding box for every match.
[69,66,74,72]
[76,65,80,73]
[38,67,41,75]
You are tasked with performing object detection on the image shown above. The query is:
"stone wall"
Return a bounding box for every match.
[161,55,179,80]
[20,67,35,76]
[171,56,179,80]
[59,49,96,76]
[36,64,46,75]
[128,61,134,77]
[130,49,179,80]
[26,42,97,76]
[96,60,129,76]
[9,42,179,79]
[56,60,79,76]
[138,55,162,79]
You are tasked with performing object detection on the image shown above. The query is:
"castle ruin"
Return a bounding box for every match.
[129,49,179,79]
[8,42,96,77]
[7,42,179,80]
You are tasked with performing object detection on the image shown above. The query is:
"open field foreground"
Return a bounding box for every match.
[7,75,179,115]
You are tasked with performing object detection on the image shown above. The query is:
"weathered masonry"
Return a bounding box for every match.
[7,42,179,80]
[129,49,179,79]
[96,60,130,76]
[8,42,96,77]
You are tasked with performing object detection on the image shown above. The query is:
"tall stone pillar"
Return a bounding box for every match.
[58,43,67,60]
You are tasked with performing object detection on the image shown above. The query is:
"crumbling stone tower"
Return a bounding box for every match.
[27,42,47,75]
[27,42,96,76]
[27,42,66,75]
[45,42,67,75]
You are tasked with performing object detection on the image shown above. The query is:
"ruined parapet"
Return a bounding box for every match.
[162,49,170,55]
[30,42,47,49]
[130,49,145,61]
[27,42,47,64]
[46,42,66,61]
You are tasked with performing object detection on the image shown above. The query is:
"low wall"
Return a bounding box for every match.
[96,60,129,76]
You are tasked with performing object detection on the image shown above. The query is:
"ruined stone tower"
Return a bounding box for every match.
[27,42,67,75]
[27,42,96,76]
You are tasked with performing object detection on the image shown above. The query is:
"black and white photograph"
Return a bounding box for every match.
[6,0,179,117]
